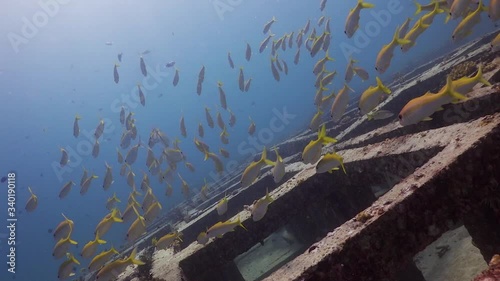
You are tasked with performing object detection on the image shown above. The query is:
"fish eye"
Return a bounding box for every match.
[375,67,378,70]
[398,114,402,120]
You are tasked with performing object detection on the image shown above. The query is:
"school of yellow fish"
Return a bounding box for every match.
[23,0,497,279]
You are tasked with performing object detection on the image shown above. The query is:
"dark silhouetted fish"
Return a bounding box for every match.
[118,52,122,62]
[166,61,175,67]
[140,56,147,76]
[114,64,119,83]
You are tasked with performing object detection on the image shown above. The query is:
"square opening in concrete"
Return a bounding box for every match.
[234,225,306,281]
[413,225,488,281]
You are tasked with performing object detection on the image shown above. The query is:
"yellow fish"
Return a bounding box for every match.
[106,192,121,210]
[251,189,274,221]
[95,208,123,237]
[96,247,144,281]
[440,65,491,104]
[399,76,467,126]
[302,124,337,164]
[414,0,448,15]
[126,206,146,242]
[358,77,391,115]
[452,0,486,41]
[401,18,430,53]
[25,186,38,212]
[316,152,347,174]
[330,83,354,122]
[53,230,77,259]
[81,231,107,259]
[272,148,286,183]
[206,217,247,239]
[421,1,445,25]
[141,187,157,211]
[53,213,74,241]
[197,231,209,245]
[375,26,411,74]
[240,147,275,188]
[144,201,162,223]
[88,246,119,272]
[152,231,183,250]
[59,181,75,199]
[57,253,80,280]
[344,0,375,38]
[122,200,140,222]
[216,194,228,215]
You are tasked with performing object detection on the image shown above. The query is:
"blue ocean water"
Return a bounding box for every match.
[0,0,497,280]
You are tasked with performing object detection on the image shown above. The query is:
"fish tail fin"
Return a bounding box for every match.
[476,65,492,86]
[394,25,411,45]
[152,237,157,246]
[414,1,422,14]
[360,0,375,9]
[265,159,276,166]
[318,124,326,139]
[203,148,209,161]
[432,0,444,14]
[367,114,374,121]
[376,77,392,94]
[69,253,80,265]
[62,213,70,221]
[112,211,123,223]
[322,136,338,144]
[478,0,486,11]
[444,13,451,24]
[128,247,145,265]
[260,146,268,162]
[265,188,274,203]
[445,76,468,101]
[237,217,248,231]
[318,124,338,144]
[69,238,78,245]
[340,159,347,174]
[397,38,411,45]
[95,232,107,244]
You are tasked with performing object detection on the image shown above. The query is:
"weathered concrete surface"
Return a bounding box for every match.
[262,113,500,281]
[177,111,500,280]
